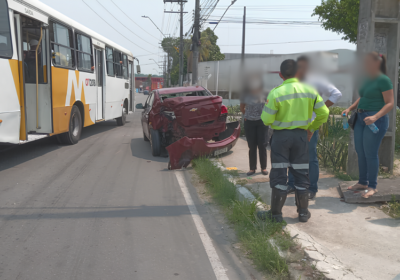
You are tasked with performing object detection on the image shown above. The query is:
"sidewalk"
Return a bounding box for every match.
[219,137,400,280]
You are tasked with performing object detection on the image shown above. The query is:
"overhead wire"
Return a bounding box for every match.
[110,0,159,41]
[218,39,341,47]
[165,3,174,36]
[81,0,152,54]
[95,0,156,47]
[159,3,166,76]
[207,17,322,26]
[200,0,219,28]
[136,52,160,57]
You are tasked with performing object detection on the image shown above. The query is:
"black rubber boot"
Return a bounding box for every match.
[295,189,311,223]
[257,188,287,223]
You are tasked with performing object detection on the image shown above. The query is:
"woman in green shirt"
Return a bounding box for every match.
[342,52,394,198]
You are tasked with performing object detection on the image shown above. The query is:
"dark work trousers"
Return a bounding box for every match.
[244,119,268,170]
[270,129,310,190]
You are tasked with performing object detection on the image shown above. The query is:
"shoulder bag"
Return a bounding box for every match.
[348,111,357,130]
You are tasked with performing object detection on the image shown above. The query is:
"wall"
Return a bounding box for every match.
[198,50,356,107]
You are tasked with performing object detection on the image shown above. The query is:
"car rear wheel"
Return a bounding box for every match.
[150,129,161,156]
[57,105,82,145]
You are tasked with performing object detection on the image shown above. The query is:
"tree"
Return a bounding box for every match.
[160,28,225,85]
[312,0,360,44]
[201,28,225,61]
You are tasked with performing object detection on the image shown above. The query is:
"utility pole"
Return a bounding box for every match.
[163,55,166,88]
[192,0,200,85]
[179,1,184,86]
[167,52,171,87]
[164,1,187,86]
[241,6,246,61]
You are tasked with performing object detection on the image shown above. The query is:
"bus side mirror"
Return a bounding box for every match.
[136,65,141,74]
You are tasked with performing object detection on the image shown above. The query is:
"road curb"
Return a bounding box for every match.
[210,159,361,280]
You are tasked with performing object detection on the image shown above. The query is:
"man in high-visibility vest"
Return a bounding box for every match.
[259,59,329,223]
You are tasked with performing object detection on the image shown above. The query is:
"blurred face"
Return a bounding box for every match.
[296,60,308,80]
[246,74,263,95]
[364,54,380,76]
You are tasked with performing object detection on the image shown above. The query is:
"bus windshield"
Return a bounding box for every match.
[0,0,12,58]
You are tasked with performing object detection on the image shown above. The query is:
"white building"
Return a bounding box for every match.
[198,49,356,107]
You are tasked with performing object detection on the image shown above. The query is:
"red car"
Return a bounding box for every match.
[136,86,240,169]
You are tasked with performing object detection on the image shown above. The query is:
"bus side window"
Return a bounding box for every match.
[106,46,114,76]
[122,54,128,80]
[0,0,12,58]
[22,17,47,84]
[49,21,75,69]
[114,50,122,78]
[76,33,93,72]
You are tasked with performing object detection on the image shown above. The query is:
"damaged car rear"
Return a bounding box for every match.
[136,86,240,170]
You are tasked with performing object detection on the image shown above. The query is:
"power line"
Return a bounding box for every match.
[219,39,341,47]
[95,0,155,47]
[81,0,152,54]
[136,62,161,66]
[166,3,174,35]
[214,26,321,29]
[200,0,219,28]
[214,5,315,9]
[159,3,166,80]
[208,18,322,26]
[136,52,160,57]
[110,0,159,41]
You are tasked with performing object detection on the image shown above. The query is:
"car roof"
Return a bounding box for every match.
[157,86,206,95]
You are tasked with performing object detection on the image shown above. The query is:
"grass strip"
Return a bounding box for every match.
[192,157,290,277]
[382,195,400,219]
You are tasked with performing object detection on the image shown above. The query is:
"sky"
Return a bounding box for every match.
[40,0,357,75]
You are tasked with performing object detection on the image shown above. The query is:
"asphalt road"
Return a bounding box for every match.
[0,93,258,280]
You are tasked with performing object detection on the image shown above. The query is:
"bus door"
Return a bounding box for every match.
[20,15,52,134]
[94,48,104,120]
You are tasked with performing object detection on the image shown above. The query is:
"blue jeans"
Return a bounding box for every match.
[288,130,319,193]
[354,112,388,189]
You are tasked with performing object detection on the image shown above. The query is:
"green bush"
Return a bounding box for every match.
[226,105,246,136]
[317,114,350,173]
[227,105,241,116]
[329,106,346,116]
[395,108,400,153]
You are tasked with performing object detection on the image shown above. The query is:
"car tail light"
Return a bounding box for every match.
[221,105,228,115]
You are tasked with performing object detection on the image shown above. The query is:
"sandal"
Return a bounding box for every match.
[347,183,368,191]
[361,188,378,198]
[261,170,269,176]
[247,170,256,176]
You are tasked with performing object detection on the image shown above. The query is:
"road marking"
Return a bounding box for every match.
[175,171,229,280]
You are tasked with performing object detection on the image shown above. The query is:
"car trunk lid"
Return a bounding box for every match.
[162,96,222,127]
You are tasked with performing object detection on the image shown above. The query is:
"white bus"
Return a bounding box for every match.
[0,0,135,145]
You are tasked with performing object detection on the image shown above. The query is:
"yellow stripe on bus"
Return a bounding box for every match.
[52,67,71,134]
[9,59,27,141]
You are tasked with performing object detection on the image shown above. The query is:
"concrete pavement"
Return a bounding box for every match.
[0,93,260,280]
[220,135,400,280]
